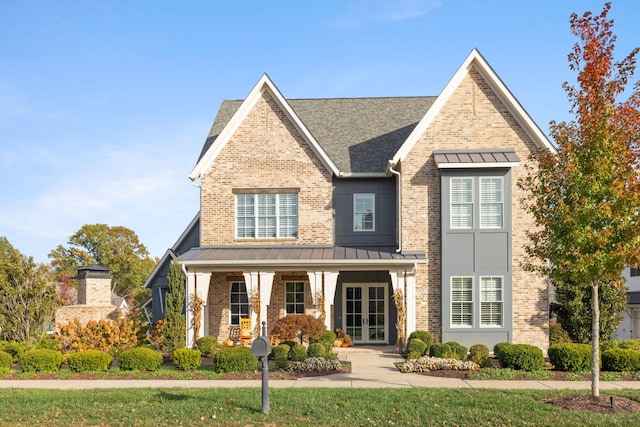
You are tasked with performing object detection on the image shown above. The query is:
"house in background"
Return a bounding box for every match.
[148,49,554,351]
[614,267,640,339]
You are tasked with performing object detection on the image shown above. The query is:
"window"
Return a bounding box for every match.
[285,281,305,315]
[230,282,249,325]
[236,193,298,238]
[631,267,640,277]
[480,277,503,327]
[480,178,503,228]
[450,178,473,228]
[451,277,473,327]
[354,193,375,231]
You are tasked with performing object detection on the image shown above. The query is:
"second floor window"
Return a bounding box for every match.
[236,193,298,238]
[450,176,504,229]
[480,178,503,228]
[354,193,375,231]
[451,178,473,229]
[631,267,640,277]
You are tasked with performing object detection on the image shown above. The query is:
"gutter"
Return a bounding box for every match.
[388,161,402,253]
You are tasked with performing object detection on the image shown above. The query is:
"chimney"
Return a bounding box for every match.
[76,265,112,305]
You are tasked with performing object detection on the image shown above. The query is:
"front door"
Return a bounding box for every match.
[343,283,388,344]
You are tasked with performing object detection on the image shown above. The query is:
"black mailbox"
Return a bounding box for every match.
[251,336,271,357]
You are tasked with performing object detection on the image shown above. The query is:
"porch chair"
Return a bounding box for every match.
[239,317,252,346]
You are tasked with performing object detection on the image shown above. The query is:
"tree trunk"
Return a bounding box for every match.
[591,282,600,398]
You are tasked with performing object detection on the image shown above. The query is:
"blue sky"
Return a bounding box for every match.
[1,1,638,264]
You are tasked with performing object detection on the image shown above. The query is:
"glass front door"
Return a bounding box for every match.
[344,283,388,344]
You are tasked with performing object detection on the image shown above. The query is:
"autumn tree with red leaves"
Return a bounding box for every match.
[519,3,640,398]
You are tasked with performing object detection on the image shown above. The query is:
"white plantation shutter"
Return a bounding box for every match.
[480,277,502,327]
[278,194,298,238]
[480,178,503,228]
[451,277,473,327]
[236,193,298,238]
[450,178,473,228]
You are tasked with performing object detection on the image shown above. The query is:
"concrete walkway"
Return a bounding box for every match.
[2,347,640,390]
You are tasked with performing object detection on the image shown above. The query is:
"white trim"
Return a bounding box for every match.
[189,74,340,180]
[437,162,519,169]
[392,49,554,165]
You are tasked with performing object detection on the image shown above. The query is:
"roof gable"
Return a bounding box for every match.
[189,74,340,180]
[391,49,554,165]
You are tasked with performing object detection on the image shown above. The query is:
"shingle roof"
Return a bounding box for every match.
[198,97,436,174]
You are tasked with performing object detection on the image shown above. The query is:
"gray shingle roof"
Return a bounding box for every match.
[198,97,436,174]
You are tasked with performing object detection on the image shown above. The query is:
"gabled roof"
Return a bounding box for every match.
[391,48,555,165]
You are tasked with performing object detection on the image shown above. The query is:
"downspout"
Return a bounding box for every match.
[388,162,402,253]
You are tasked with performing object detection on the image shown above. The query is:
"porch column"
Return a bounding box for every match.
[390,268,417,343]
[258,271,274,330]
[308,271,324,318]
[242,271,260,338]
[323,271,339,331]
[185,272,210,348]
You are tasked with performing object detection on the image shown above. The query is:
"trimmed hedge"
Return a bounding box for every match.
[214,347,258,373]
[407,338,428,357]
[36,338,60,351]
[172,348,201,370]
[408,331,434,350]
[271,344,290,369]
[290,344,307,362]
[493,342,511,357]
[18,349,64,373]
[118,347,163,371]
[307,342,326,358]
[497,344,544,371]
[0,350,12,375]
[447,342,468,360]
[67,350,113,372]
[468,344,490,368]
[196,336,217,357]
[430,343,456,359]
[602,348,640,372]
[548,343,591,372]
[618,339,640,352]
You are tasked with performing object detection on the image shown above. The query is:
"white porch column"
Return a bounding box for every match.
[242,271,260,337]
[186,271,211,348]
[405,268,417,338]
[323,271,339,331]
[258,271,274,331]
[308,271,324,317]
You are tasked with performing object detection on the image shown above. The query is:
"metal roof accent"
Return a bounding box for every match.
[433,148,520,169]
[628,291,640,305]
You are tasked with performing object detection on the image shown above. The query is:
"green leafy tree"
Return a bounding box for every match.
[0,237,60,342]
[49,224,156,304]
[551,279,627,343]
[519,3,640,397]
[164,261,186,353]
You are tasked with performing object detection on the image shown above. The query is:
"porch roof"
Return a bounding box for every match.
[628,291,640,305]
[178,245,426,270]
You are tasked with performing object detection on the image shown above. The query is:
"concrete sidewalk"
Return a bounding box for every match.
[1,348,640,390]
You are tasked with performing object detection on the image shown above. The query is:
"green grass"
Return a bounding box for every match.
[0,388,639,426]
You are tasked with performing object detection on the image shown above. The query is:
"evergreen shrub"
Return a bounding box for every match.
[408,331,434,349]
[497,344,544,371]
[307,342,326,358]
[271,344,290,369]
[468,344,491,367]
[67,350,113,372]
[118,347,163,371]
[289,344,307,362]
[406,338,427,357]
[429,343,455,359]
[214,347,258,373]
[447,342,468,360]
[0,350,12,374]
[548,343,591,372]
[196,336,218,357]
[19,349,63,373]
[172,348,201,370]
[602,348,640,372]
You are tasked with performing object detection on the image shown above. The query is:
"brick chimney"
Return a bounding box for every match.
[76,264,112,305]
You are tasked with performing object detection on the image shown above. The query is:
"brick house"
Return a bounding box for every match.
[146,49,553,351]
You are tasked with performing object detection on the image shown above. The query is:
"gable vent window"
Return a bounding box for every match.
[236,193,298,239]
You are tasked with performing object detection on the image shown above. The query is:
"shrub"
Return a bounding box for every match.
[289,344,307,362]
[314,331,337,355]
[214,347,258,373]
[18,349,64,373]
[270,315,326,344]
[493,342,511,357]
[406,338,428,357]
[497,344,544,371]
[67,350,113,372]
[408,331,434,350]
[602,348,640,372]
[36,338,60,351]
[147,319,166,350]
[172,348,201,370]
[307,342,326,358]
[4,341,34,362]
[548,343,591,372]
[281,340,297,349]
[407,351,421,360]
[429,343,456,359]
[468,344,491,368]
[196,336,218,357]
[55,318,139,356]
[118,347,163,371]
[600,339,619,353]
[618,339,640,352]
[549,321,571,345]
[447,342,468,360]
[271,344,290,369]
[0,350,12,375]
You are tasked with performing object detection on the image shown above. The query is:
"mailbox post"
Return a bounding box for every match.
[251,321,271,414]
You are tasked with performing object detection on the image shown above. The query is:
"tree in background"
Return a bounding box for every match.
[164,261,186,354]
[0,237,60,342]
[519,3,640,397]
[551,279,627,343]
[49,224,156,304]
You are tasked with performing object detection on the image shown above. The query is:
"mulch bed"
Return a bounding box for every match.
[543,395,640,414]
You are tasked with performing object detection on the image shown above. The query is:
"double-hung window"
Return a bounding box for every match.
[450,178,473,229]
[480,277,503,327]
[480,177,503,228]
[236,193,298,238]
[354,193,375,231]
[451,277,473,327]
[285,281,305,315]
[229,282,249,326]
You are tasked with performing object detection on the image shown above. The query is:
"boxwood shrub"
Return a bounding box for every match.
[271,344,290,369]
[19,349,64,373]
[447,342,468,360]
[548,343,591,372]
[214,347,258,373]
[493,342,511,357]
[307,342,326,358]
[172,348,201,370]
[618,339,640,352]
[118,347,163,371]
[0,350,12,374]
[468,344,490,367]
[429,343,456,359]
[407,338,428,357]
[289,344,307,362]
[36,338,60,351]
[408,331,434,350]
[602,348,640,372]
[497,344,544,371]
[67,350,113,372]
[196,336,217,357]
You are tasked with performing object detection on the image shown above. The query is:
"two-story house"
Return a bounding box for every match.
[146,49,554,351]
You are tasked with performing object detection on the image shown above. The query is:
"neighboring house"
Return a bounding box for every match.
[614,267,640,339]
[150,49,554,351]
